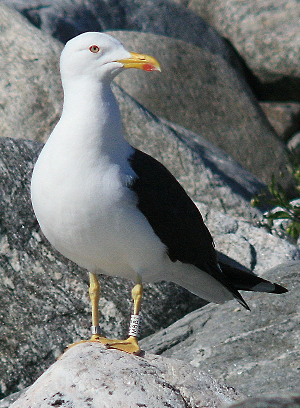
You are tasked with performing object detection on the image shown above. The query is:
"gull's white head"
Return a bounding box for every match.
[60,32,161,84]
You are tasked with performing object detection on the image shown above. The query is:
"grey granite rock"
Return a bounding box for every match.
[195,202,300,274]
[1,0,240,66]
[183,0,300,101]
[141,262,300,397]
[10,342,242,408]
[109,30,290,186]
[260,102,300,142]
[228,396,300,408]
[0,4,63,143]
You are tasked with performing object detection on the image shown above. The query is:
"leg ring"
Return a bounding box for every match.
[91,325,101,335]
[128,314,142,337]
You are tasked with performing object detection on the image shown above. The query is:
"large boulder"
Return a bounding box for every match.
[9,342,242,408]
[1,0,241,65]
[141,262,300,397]
[182,0,300,101]
[114,86,266,217]
[196,202,300,274]
[0,4,62,143]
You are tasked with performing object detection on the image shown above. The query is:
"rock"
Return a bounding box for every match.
[2,0,240,66]
[0,391,24,408]
[228,396,300,408]
[196,202,300,274]
[287,132,300,153]
[140,262,300,397]
[260,102,300,142]
[182,0,300,101]
[10,342,242,408]
[108,30,290,186]
[0,4,63,143]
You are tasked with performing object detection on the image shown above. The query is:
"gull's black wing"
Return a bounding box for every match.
[127,148,287,306]
[127,148,251,308]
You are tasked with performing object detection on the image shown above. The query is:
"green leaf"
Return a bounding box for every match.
[266,211,292,221]
[292,206,300,218]
[287,223,300,240]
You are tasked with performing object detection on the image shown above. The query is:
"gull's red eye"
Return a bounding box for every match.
[89,45,100,53]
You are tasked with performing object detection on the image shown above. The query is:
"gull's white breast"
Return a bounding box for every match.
[31,136,166,280]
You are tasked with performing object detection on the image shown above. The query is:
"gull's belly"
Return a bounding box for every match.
[31,162,166,279]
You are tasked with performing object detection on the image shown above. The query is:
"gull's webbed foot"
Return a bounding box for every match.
[102,335,141,355]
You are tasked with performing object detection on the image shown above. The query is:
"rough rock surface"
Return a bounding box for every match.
[229,396,300,408]
[10,342,242,408]
[260,102,300,142]
[181,0,300,101]
[1,0,241,66]
[0,4,63,143]
[196,202,300,274]
[141,262,300,397]
[115,89,265,218]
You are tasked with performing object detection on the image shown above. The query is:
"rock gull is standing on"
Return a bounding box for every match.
[31,32,287,355]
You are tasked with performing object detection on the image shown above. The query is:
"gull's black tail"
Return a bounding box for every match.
[219,261,288,295]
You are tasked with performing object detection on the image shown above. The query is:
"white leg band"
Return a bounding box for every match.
[128,314,142,337]
[91,325,101,335]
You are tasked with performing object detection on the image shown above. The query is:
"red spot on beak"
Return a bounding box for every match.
[142,63,157,72]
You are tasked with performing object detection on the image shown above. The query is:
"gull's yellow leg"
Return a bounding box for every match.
[89,272,108,342]
[105,276,143,355]
[67,272,115,349]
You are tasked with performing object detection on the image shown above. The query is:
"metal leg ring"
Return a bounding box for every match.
[91,325,101,335]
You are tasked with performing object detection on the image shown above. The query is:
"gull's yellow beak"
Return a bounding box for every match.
[117,52,161,72]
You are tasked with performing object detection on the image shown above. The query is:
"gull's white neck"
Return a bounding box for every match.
[51,77,132,166]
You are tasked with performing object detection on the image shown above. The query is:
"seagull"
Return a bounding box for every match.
[31,32,287,355]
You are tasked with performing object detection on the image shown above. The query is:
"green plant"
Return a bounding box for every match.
[251,151,300,240]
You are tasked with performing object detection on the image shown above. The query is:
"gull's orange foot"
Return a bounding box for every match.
[102,335,141,355]
[66,334,141,355]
